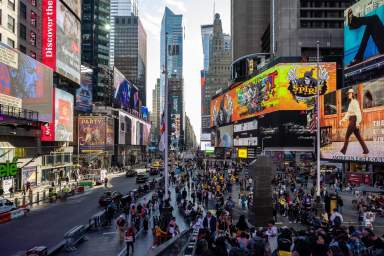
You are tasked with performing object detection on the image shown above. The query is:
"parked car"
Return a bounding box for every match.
[136,173,149,184]
[0,198,16,214]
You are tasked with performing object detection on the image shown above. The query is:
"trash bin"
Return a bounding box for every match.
[25,246,48,256]
[329,194,338,213]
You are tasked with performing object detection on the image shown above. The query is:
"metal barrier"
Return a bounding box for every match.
[89,210,107,229]
[148,229,193,256]
[63,225,87,251]
[183,228,200,256]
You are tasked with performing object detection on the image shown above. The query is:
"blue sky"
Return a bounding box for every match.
[139,0,230,141]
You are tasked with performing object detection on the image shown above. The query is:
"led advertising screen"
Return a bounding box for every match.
[76,68,93,112]
[210,62,337,127]
[213,125,233,148]
[78,116,106,153]
[106,117,114,151]
[61,0,81,19]
[55,88,74,141]
[113,67,139,111]
[320,77,384,163]
[344,0,384,68]
[170,114,181,149]
[0,45,54,122]
[56,1,81,84]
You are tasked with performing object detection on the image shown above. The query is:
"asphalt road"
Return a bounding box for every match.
[0,173,147,256]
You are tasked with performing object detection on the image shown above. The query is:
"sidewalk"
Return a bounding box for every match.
[57,181,189,256]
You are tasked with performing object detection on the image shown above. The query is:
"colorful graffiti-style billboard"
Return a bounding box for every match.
[210,62,337,127]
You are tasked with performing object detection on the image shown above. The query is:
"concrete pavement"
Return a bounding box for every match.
[0,173,150,256]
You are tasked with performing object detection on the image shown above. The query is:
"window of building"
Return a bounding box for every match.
[19,44,26,53]
[8,0,15,11]
[30,50,36,59]
[363,79,384,109]
[324,91,337,115]
[7,15,15,33]
[20,24,27,40]
[7,38,15,48]
[20,2,27,19]
[31,0,37,6]
[30,31,36,46]
[30,11,37,27]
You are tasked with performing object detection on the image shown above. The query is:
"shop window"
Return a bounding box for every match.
[363,78,384,109]
[324,91,337,115]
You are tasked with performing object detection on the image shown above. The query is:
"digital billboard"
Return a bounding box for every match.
[320,77,384,163]
[75,67,93,112]
[78,116,106,153]
[55,88,74,142]
[113,67,139,111]
[42,0,56,70]
[56,1,81,84]
[0,45,54,122]
[344,0,384,68]
[118,110,151,146]
[210,62,336,127]
[213,125,233,148]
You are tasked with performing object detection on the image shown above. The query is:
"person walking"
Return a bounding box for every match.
[125,226,135,256]
[266,220,278,256]
[339,89,369,155]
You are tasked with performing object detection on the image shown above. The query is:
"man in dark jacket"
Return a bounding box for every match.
[203,211,217,242]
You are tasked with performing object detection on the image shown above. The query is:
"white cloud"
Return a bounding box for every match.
[165,0,187,13]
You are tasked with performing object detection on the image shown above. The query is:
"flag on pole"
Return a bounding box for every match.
[159,112,166,152]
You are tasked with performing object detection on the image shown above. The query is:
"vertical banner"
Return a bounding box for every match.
[41,0,56,70]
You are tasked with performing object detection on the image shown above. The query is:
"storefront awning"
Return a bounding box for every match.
[0,141,15,149]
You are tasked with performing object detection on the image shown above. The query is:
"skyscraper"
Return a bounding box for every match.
[201,24,213,72]
[201,14,231,137]
[151,79,161,142]
[109,0,138,68]
[82,0,111,103]
[114,15,147,105]
[160,7,184,150]
[160,7,183,111]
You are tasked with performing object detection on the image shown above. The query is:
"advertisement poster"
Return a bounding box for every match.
[106,118,114,146]
[56,1,81,84]
[214,125,233,148]
[344,0,384,68]
[41,0,56,70]
[78,116,106,152]
[22,166,37,186]
[0,46,54,122]
[210,62,336,127]
[61,0,81,19]
[113,67,139,110]
[320,77,384,163]
[75,68,93,112]
[170,114,181,149]
[55,89,74,142]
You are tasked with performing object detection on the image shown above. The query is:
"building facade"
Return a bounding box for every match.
[114,15,147,105]
[0,0,18,48]
[231,0,270,60]
[109,0,137,68]
[18,0,41,60]
[150,78,161,143]
[185,115,197,150]
[201,24,213,72]
[82,0,111,103]
[202,14,231,135]
[160,7,183,112]
[168,75,184,150]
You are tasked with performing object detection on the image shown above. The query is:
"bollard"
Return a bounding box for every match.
[43,190,46,202]
[22,196,26,207]
[36,192,40,203]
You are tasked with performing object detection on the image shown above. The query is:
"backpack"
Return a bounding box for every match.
[333,215,342,226]
[125,231,134,242]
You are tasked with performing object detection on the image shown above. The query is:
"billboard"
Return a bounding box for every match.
[0,45,54,122]
[344,0,384,68]
[214,125,233,148]
[42,0,56,70]
[210,62,336,127]
[55,89,74,141]
[78,116,106,153]
[75,68,93,112]
[118,111,151,146]
[170,114,181,149]
[113,67,139,111]
[56,1,81,84]
[320,77,384,163]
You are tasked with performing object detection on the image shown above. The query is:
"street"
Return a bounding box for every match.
[0,174,142,256]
